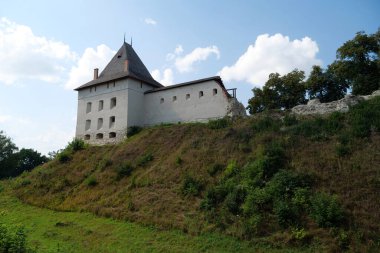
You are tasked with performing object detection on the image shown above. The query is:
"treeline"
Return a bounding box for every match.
[247,29,380,114]
[0,131,48,179]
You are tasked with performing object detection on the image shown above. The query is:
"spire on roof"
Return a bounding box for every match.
[130,37,133,47]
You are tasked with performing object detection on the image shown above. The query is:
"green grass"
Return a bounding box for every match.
[0,182,311,253]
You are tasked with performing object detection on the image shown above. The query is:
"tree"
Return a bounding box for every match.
[0,131,47,178]
[14,148,48,176]
[247,70,307,114]
[0,131,18,178]
[331,30,380,95]
[306,65,348,102]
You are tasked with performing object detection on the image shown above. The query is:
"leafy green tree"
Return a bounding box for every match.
[306,65,348,102]
[331,30,380,95]
[14,148,48,175]
[0,131,18,178]
[247,70,306,114]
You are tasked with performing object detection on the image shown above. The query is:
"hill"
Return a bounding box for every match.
[9,96,380,252]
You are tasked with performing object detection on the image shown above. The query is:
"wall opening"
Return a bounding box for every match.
[109,116,115,128]
[113,82,115,87]
[86,102,92,113]
[186,94,190,100]
[85,120,91,131]
[213,88,218,95]
[199,91,204,98]
[107,83,110,88]
[97,118,103,130]
[98,100,104,111]
[109,132,116,138]
[110,97,117,109]
[173,96,177,102]
[84,134,90,140]
[160,98,164,104]
[96,133,103,139]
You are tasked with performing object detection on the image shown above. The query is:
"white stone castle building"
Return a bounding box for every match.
[75,42,245,144]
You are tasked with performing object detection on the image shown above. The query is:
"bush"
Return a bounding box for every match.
[0,224,31,253]
[207,117,230,129]
[223,160,239,178]
[310,192,345,227]
[85,176,97,187]
[207,163,224,176]
[283,114,298,126]
[67,138,86,152]
[201,185,229,210]
[181,175,202,197]
[126,126,142,138]
[223,185,247,214]
[273,200,299,228]
[136,153,153,167]
[252,116,281,132]
[116,162,134,179]
[175,156,183,166]
[57,150,71,163]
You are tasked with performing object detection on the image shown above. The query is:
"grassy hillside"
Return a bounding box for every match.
[9,97,380,252]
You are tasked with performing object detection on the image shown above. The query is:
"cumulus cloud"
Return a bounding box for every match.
[0,17,76,85]
[219,33,322,87]
[144,18,157,25]
[65,45,115,89]
[166,45,184,61]
[151,68,174,86]
[175,46,220,73]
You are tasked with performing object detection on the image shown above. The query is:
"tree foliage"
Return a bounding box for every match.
[0,131,47,178]
[247,70,306,114]
[306,65,348,102]
[330,30,380,95]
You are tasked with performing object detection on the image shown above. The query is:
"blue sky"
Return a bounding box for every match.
[0,0,379,154]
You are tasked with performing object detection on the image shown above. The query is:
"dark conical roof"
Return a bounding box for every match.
[75,42,162,90]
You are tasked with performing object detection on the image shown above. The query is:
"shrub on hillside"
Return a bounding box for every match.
[84,176,98,187]
[207,163,224,176]
[126,126,142,137]
[57,149,71,163]
[181,175,202,197]
[67,138,86,152]
[0,224,32,253]
[207,117,230,129]
[136,153,153,167]
[116,162,134,179]
[251,116,281,132]
[310,192,345,228]
[348,96,380,137]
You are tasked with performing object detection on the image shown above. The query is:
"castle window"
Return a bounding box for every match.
[90,87,92,93]
[110,97,117,109]
[109,132,116,138]
[186,94,190,100]
[84,134,90,140]
[96,133,103,139]
[86,102,92,113]
[94,86,97,92]
[85,120,91,131]
[213,88,218,95]
[113,82,115,87]
[107,83,110,89]
[173,96,177,102]
[109,116,115,128]
[140,82,143,88]
[97,118,103,130]
[199,91,204,98]
[98,100,104,111]
[160,98,164,104]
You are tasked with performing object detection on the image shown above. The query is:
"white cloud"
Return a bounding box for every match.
[0,115,11,123]
[166,45,184,61]
[175,46,220,73]
[219,33,322,87]
[65,44,115,89]
[174,45,183,55]
[144,18,157,25]
[151,68,173,86]
[0,17,76,85]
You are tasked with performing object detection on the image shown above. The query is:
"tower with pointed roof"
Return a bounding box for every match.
[75,42,245,144]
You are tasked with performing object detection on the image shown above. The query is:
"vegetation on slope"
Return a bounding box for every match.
[10,97,380,252]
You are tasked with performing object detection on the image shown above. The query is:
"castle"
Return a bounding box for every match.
[75,42,245,144]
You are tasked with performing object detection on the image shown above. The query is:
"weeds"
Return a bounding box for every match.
[126,126,142,137]
[207,117,230,129]
[181,175,202,197]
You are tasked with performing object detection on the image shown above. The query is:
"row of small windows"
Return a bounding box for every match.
[86,97,116,113]
[90,82,116,93]
[85,116,115,131]
[160,88,217,104]
[84,132,116,140]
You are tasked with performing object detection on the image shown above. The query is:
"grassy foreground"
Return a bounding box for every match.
[0,183,309,253]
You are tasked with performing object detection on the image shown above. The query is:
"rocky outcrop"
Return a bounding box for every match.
[292,90,380,116]
[227,98,247,117]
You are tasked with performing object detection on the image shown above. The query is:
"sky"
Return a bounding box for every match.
[0,0,379,155]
